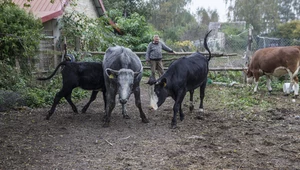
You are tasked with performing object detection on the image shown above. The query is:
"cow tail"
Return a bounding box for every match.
[36,61,67,80]
[204,30,212,62]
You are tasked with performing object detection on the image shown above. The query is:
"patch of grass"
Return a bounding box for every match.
[187,84,274,114]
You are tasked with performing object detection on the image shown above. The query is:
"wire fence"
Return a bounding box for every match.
[207,31,300,69]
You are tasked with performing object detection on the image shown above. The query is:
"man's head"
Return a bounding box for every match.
[153,35,160,43]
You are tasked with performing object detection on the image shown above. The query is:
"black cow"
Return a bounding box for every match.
[147,30,212,128]
[102,46,149,127]
[37,61,106,120]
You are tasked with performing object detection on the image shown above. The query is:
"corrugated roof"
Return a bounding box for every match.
[12,0,69,23]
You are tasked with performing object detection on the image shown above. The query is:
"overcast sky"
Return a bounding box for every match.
[185,0,228,22]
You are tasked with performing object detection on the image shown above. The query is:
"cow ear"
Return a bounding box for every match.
[106,68,118,79]
[158,78,167,87]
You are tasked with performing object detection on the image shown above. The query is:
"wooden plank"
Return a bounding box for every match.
[143,66,247,71]
[90,51,237,57]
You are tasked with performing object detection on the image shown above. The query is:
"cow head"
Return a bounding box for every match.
[147,77,169,110]
[106,68,140,104]
[245,69,254,84]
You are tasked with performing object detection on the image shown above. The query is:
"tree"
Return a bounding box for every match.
[102,0,150,18]
[60,10,155,52]
[114,12,155,51]
[278,0,300,22]
[269,20,300,39]
[225,0,300,35]
[196,7,219,25]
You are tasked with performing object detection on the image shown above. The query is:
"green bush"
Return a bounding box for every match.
[0,60,20,90]
[0,90,26,111]
[22,75,88,108]
[0,2,42,74]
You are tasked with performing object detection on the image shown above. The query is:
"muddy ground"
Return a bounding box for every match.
[1,80,300,170]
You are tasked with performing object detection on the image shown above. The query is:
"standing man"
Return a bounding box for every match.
[145,35,175,79]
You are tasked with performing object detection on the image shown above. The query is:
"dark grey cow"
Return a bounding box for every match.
[37,61,106,120]
[102,46,149,127]
[147,30,212,128]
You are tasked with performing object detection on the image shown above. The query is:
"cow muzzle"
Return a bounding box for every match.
[119,98,128,104]
[149,86,158,110]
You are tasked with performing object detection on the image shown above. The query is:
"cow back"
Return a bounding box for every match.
[249,46,300,74]
[160,52,209,91]
[61,62,105,90]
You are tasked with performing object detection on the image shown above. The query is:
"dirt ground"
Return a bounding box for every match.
[1,80,300,170]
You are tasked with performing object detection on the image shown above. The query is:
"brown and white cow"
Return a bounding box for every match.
[246,46,300,97]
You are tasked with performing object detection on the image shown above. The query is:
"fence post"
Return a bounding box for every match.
[246,25,253,63]
[244,25,253,83]
[75,37,80,52]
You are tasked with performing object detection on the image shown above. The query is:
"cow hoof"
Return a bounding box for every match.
[45,113,51,120]
[189,105,194,112]
[170,124,177,129]
[102,115,107,122]
[103,122,110,128]
[196,110,204,120]
[199,108,204,113]
[142,118,149,123]
[72,108,79,113]
[180,114,185,121]
[170,121,177,129]
[123,115,131,119]
[73,110,79,115]
[196,115,204,120]
[81,108,87,113]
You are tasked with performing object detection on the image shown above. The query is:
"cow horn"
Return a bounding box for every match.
[134,71,141,77]
[105,68,119,78]
[145,75,157,85]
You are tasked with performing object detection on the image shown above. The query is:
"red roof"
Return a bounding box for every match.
[12,0,69,23]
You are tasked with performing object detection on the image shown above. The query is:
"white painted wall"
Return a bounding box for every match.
[65,0,99,18]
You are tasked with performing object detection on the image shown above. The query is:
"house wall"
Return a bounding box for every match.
[65,0,99,18]
[38,0,100,71]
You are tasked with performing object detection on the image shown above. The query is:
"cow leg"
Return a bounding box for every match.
[253,73,260,93]
[122,104,130,119]
[134,86,149,123]
[103,89,117,127]
[179,104,184,121]
[82,90,99,113]
[171,91,186,128]
[293,76,299,97]
[189,90,194,112]
[199,82,207,113]
[46,88,75,120]
[253,80,259,93]
[102,90,107,112]
[46,90,65,120]
[294,83,299,98]
[266,76,272,94]
[65,93,78,114]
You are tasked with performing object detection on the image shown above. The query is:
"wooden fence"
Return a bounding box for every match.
[90,51,247,71]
